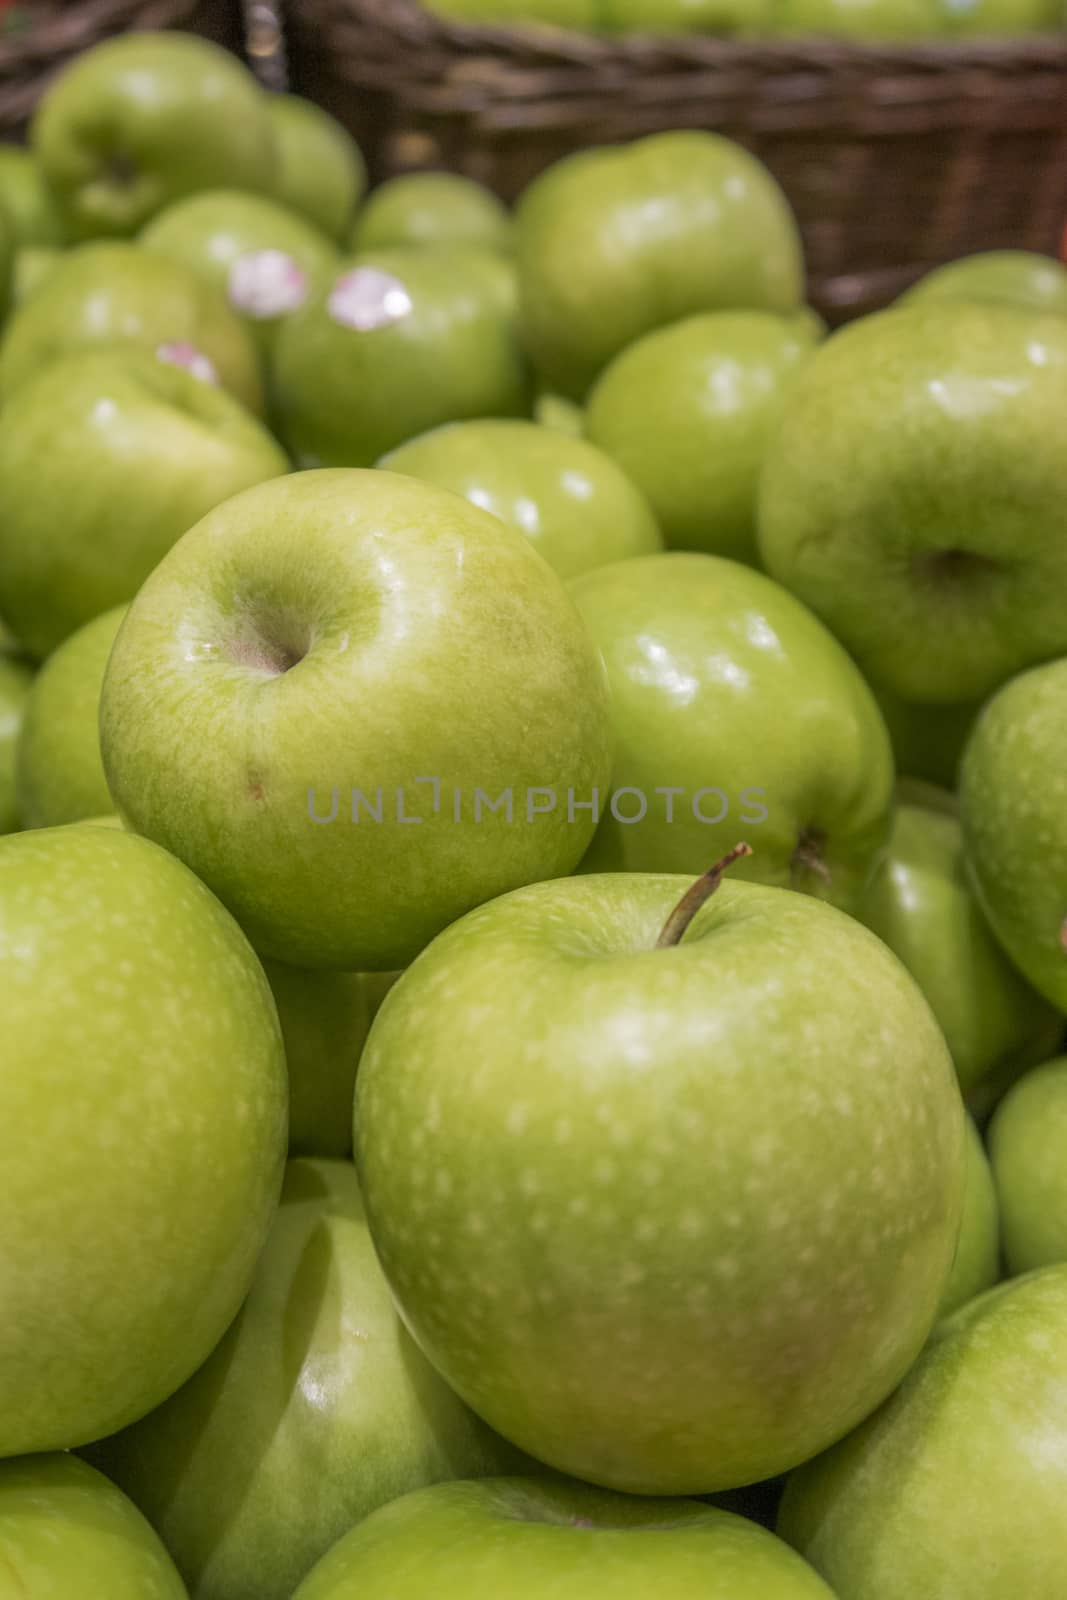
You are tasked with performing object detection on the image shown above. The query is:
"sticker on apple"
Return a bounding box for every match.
[155,342,220,386]
[229,250,310,320]
[327,268,414,332]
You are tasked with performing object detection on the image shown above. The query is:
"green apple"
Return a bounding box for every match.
[31,31,276,239]
[779,1266,1067,1598]
[268,94,366,243]
[517,131,804,398]
[0,145,65,248]
[859,795,1061,1104]
[293,1479,836,1600]
[0,648,32,833]
[140,188,338,354]
[989,1057,1067,1273]
[534,389,584,434]
[264,962,400,1156]
[585,310,818,563]
[0,1453,187,1598]
[100,469,611,970]
[11,242,62,305]
[771,0,937,35]
[0,344,286,658]
[937,0,1061,30]
[960,657,1067,1011]
[0,240,266,413]
[0,198,12,322]
[871,681,978,788]
[0,823,286,1456]
[759,302,1067,707]
[15,605,123,828]
[903,250,1067,314]
[938,1117,999,1319]
[601,0,771,29]
[356,868,964,1492]
[273,250,530,467]
[423,0,600,28]
[352,172,512,255]
[569,553,893,910]
[383,419,662,580]
[88,1159,523,1600]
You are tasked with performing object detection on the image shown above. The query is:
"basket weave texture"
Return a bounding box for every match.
[288,0,1067,316]
[0,0,247,132]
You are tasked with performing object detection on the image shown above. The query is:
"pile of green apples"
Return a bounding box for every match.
[4,26,1067,1600]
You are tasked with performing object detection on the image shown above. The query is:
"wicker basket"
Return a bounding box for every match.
[0,0,250,133]
[287,0,1067,318]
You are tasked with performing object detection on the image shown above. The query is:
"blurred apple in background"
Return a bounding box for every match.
[100,470,611,970]
[0,1454,187,1599]
[422,0,600,27]
[0,241,266,413]
[293,1479,837,1600]
[0,824,287,1456]
[11,242,62,305]
[0,144,65,247]
[31,31,275,239]
[870,683,979,789]
[351,171,513,255]
[90,1159,524,1600]
[268,93,367,243]
[571,553,893,909]
[990,1057,1067,1273]
[902,249,1067,314]
[585,310,819,563]
[0,642,32,834]
[937,1117,1000,1319]
[383,418,662,579]
[517,131,804,398]
[0,345,286,657]
[772,0,937,36]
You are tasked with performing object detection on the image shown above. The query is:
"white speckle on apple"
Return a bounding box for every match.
[228,250,309,319]
[506,1104,528,1135]
[156,341,219,385]
[679,1209,706,1238]
[327,268,414,332]
[593,1157,616,1184]
[553,1116,573,1145]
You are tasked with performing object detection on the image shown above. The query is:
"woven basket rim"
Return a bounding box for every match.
[0,0,212,69]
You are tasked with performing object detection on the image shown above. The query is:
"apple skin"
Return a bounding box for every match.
[383,419,662,580]
[569,553,893,911]
[87,1159,524,1600]
[31,31,275,240]
[902,250,1067,315]
[140,189,338,355]
[268,94,366,243]
[0,241,266,413]
[771,0,937,36]
[351,172,512,255]
[937,0,1061,30]
[517,131,804,399]
[15,605,124,828]
[355,871,964,1493]
[859,796,1061,1105]
[0,1453,187,1598]
[959,658,1067,1012]
[759,302,1067,707]
[0,344,286,658]
[423,0,600,27]
[937,1117,999,1319]
[0,144,65,247]
[100,469,612,971]
[600,0,772,31]
[0,650,32,833]
[11,242,62,306]
[272,249,530,467]
[293,1479,836,1600]
[989,1057,1067,1273]
[778,1267,1067,1598]
[0,824,287,1456]
[586,310,818,563]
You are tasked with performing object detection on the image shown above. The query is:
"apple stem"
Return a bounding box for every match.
[655,843,753,949]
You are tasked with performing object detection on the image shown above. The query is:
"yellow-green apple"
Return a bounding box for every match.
[0,144,65,247]
[759,303,1067,706]
[902,250,1067,314]
[293,1479,836,1600]
[141,189,338,355]
[938,1117,999,1319]
[0,345,286,657]
[779,1267,1067,1598]
[383,419,662,579]
[0,824,287,1456]
[0,240,266,412]
[601,0,770,29]
[772,0,936,34]
[937,0,1061,31]
[517,132,803,398]
[11,242,62,305]
[0,1453,187,1598]
[355,868,964,1492]
[960,657,1067,1010]
[268,94,366,242]
[272,249,530,466]
[534,389,584,434]
[585,310,818,563]
[99,470,611,970]
[0,200,12,321]
[0,653,31,833]
[989,1057,1067,1272]
[859,793,1061,1107]
[351,172,512,255]
[31,32,275,239]
[424,0,599,20]
[570,553,893,909]
[88,1159,523,1600]
[15,605,123,827]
